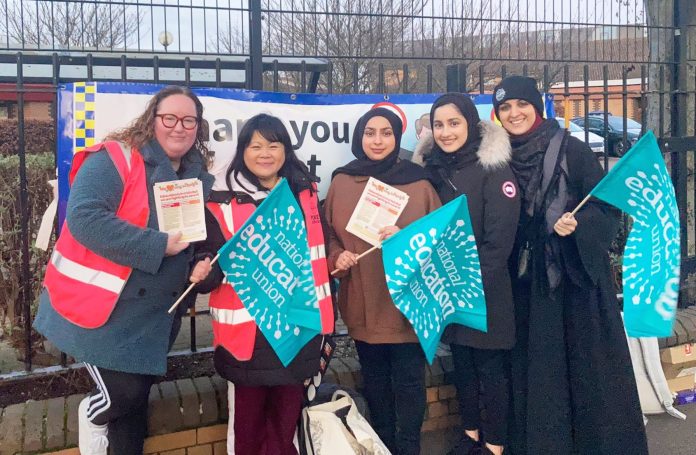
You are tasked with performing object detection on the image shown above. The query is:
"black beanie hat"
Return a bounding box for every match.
[492,75,544,118]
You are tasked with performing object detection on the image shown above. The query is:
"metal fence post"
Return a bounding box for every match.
[249,0,263,90]
[16,52,32,371]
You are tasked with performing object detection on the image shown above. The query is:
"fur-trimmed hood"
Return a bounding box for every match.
[412,121,512,170]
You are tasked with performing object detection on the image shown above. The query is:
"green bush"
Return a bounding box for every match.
[0,119,55,156]
[0,153,55,339]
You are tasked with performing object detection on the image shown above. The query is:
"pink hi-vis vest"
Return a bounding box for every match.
[43,141,149,329]
[207,186,334,361]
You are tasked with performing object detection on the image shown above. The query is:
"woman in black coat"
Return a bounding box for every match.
[492,75,648,455]
[420,93,520,455]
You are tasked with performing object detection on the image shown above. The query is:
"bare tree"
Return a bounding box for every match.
[215,0,431,93]
[0,1,145,50]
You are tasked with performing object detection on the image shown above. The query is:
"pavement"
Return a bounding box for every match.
[175,295,696,454]
[0,294,691,453]
[645,408,696,455]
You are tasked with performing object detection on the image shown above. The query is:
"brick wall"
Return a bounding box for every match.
[0,354,460,454]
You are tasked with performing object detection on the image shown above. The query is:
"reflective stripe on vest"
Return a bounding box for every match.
[210,306,254,325]
[298,186,335,334]
[50,250,126,294]
[43,141,149,329]
[207,200,258,360]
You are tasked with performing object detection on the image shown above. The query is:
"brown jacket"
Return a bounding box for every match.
[324,174,441,344]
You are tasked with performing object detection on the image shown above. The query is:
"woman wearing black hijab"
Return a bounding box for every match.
[325,107,441,455]
[493,75,648,455]
[420,93,520,455]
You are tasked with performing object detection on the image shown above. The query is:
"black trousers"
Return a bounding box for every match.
[85,364,155,455]
[354,341,426,455]
[450,345,509,446]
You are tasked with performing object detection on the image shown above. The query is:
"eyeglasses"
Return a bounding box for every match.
[155,113,199,130]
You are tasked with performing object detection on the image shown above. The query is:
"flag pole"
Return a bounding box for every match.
[330,244,380,276]
[167,253,220,314]
[570,193,593,217]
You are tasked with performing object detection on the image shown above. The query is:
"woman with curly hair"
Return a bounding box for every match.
[34,85,214,455]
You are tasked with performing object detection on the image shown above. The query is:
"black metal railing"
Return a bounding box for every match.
[0,0,694,395]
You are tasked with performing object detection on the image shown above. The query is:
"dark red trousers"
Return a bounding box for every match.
[233,383,304,455]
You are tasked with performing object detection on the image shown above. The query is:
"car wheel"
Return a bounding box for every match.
[613,140,627,157]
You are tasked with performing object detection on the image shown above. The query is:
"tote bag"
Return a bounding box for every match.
[299,390,391,455]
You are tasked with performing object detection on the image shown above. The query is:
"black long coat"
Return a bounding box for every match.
[425,121,521,350]
[507,122,648,455]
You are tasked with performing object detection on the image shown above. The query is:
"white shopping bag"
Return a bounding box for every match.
[299,390,391,455]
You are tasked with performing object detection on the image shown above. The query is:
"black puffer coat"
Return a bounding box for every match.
[421,121,521,350]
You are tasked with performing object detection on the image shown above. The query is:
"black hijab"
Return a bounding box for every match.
[332,107,429,185]
[425,93,483,172]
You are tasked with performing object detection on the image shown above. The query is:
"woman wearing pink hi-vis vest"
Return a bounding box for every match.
[34,86,214,455]
[189,113,334,455]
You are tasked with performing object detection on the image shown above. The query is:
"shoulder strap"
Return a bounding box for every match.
[540,130,566,197]
[531,129,566,214]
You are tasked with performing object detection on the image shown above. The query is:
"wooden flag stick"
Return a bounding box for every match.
[570,193,593,217]
[330,244,380,276]
[167,253,220,314]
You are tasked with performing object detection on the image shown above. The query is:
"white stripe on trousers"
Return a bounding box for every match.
[226,381,236,455]
[84,363,112,422]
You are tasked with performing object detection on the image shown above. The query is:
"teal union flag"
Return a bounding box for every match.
[382,195,487,363]
[217,179,321,366]
[590,131,680,338]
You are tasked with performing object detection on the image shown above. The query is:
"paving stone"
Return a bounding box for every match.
[143,429,196,453]
[213,441,227,455]
[176,378,201,428]
[45,397,66,450]
[188,444,213,455]
[427,401,448,419]
[24,399,45,452]
[65,394,83,446]
[426,387,439,403]
[46,448,80,455]
[197,423,228,444]
[193,376,219,425]
[438,385,457,400]
[0,403,25,455]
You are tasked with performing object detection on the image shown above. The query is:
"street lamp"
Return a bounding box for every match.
[158,31,174,51]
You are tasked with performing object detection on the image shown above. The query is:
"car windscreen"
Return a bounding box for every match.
[607,116,641,130]
[561,120,582,132]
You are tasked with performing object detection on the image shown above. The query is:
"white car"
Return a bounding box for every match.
[555,118,605,156]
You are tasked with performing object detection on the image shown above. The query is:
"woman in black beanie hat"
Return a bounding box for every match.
[493,76,648,455]
[325,107,441,455]
[421,93,520,455]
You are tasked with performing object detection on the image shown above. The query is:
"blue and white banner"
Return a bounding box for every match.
[382,195,487,363]
[56,81,554,222]
[590,131,680,338]
[217,179,320,366]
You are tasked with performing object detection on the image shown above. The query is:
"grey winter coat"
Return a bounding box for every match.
[34,140,214,375]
